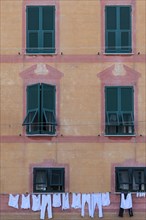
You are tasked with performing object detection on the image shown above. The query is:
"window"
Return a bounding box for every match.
[105,86,134,135]
[26,6,55,54]
[23,83,56,135]
[115,167,146,192]
[105,6,132,53]
[33,168,65,192]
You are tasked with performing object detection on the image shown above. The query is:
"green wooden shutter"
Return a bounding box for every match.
[120,87,133,111]
[50,168,64,186]
[105,87,119,125]
[41,84,56,134]
[133,170,145,184]
[48,168,65,192]
[42,6,55,53]
[23,84,40,134]
[105,6,132,53]
[27,6,40,53]
[33,168,48,192]
[106,87,118,111]
[120,6,132,53]
[105,6,117,53]
[26,6,55,54]
[120,87,134,125]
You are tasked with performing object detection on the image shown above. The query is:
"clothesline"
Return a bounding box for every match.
[8,192,111,219]
[5,192,146,219]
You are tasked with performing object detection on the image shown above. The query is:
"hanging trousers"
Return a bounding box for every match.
[119,207,133,217]
[40,194,52,219]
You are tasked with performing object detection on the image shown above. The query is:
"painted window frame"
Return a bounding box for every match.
[20,64,63,137]
[105,86,135,136]
[26,5,55,54]
[33,167,65,193]
[97,64,140,138]
[22,0,59,55]
[115,167,146,192]
[101,0,136,55]
[105,5,132,54]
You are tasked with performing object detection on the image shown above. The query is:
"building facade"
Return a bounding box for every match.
[0,0,146,219]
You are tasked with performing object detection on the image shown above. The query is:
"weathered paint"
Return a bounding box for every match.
[0,0,146,219]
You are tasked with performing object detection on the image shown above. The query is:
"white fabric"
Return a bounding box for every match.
[140,192,145,197]
[32,194,41,211]
[62,193,70,210]
[71,193,81,209]
[52,193,61,207]
[21,194,30,209]
[101,192,110,206]
[40,194,52,219]
[120,193,132,209]
[91,193,103,218]
[81,193,92,217]
[8,194,19,209]
[136,192,146,197]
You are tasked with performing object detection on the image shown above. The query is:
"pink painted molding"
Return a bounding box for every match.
[20,63,63,82]
[0,135,146,143]
[98,64,140,83]
[97,63,140,136]
[1,54,146,63]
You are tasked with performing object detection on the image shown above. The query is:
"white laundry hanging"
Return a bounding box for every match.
[71,193,81,209]
[101,192,110,206]
[21,194,30,209]
[52,193,61,207]
[8,194,19,209]
[91,193,103,218]
[62,193,70,210]
[120,193,132,209]
[81,193,92,217]
[40,194,52,220]
[32,194,41,211]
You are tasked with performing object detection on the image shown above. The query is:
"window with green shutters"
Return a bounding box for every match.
[105,6,132,53]
[115,167,146,192]
[33,168,65,192]
[26,6,55,54]
[23,83,56,135]
[105,86,134,135]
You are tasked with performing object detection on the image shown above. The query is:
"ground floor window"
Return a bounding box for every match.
[33,167,65,193]
[115,167,146,192]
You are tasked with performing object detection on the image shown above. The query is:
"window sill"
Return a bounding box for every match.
[25,134,57,137]
[24,52,57,56]
[33,191,65,194]
[103,53,134,56]
[114,192,137,194]
[104,134,136,137]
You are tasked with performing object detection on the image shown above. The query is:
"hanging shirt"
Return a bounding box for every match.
[52,193,61,207]
[32,194,41,211]
[71,193,81,209]
[8,194,19,209]
[101,192,110,206]
[62,193,70,210]
[120,193,132,209]
[21,194,30,209]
